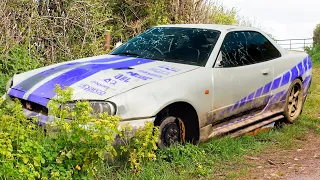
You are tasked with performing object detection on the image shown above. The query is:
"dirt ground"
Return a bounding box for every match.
[245,132,320,180]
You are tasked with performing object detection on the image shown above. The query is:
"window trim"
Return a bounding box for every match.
[213,30,282,68]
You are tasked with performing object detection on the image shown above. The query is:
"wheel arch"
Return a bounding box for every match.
[154,101,200,144]
[297,76,303,82]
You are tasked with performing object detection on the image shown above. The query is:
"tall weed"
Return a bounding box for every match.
[0,85,159,179]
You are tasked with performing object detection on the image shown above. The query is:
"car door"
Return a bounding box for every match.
[208,31,275,124]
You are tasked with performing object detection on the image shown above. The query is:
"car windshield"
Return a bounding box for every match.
[110,27,221,66]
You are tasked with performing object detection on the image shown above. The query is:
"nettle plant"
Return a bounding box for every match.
[47,85,160,174]
[120,122,160,172]
[46,85,122,177]
[0,97,46,179]
[0,85,159,179]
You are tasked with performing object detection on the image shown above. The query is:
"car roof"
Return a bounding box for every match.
[155,24,287,55]
[155,24,261,33]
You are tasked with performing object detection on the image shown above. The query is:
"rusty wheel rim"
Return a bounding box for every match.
[287,84,302,118]
[163,122,180,146]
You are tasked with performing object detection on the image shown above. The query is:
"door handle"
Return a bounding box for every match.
[261,68,270,75]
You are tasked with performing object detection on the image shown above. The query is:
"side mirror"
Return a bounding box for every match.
[114,42,123,49]
[215,52,223,68]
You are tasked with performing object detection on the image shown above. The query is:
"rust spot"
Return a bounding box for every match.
[247,127,273,136]
[26,103,32,110]
[205,90,209,94]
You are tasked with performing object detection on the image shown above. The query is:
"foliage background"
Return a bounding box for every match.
[0,0,239,94]
[313,24,320,46]
[306,24,320,64]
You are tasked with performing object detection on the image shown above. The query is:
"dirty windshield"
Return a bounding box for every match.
[111,27,221,66]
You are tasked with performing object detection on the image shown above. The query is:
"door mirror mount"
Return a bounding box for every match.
[114,42,123,49]
[215,52,223,68]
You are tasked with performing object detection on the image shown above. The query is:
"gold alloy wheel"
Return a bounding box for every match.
[284,79,304,123]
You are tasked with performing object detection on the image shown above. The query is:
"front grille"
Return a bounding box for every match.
[10,96,48,116]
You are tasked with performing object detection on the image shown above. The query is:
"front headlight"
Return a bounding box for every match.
[62,101,117,119]
[90,101,117,116]
[5,77,13,91]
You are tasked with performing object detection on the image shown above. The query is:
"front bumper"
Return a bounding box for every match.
[119,118,155,130]
[23,107,155,131]
[23,108,155,145]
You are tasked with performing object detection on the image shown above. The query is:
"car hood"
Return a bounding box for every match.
[8,55,199,106]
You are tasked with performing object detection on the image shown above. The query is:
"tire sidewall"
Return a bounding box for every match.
[283,79,304,123]
[158,116,183,148]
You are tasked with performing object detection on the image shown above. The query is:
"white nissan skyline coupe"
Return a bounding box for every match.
[4,24,312,147]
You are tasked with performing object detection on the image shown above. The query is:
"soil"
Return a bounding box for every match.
[245,132,320,180]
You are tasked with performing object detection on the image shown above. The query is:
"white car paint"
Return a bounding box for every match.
[5,24,312,143]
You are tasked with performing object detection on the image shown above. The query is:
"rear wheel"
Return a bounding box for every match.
[283,79,304,123]
[158,116,185,148]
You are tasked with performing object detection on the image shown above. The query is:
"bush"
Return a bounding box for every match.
[305,45,320,64]
[0,45,41,95]
[120,122,160,172]
[0,74,10,96]
[0,0,239,65]
[0,0,239,95]
[0,45,40,76]
[313,24,320,46]
[0,85,159,178]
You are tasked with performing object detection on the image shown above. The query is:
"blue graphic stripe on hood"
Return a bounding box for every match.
[11,55,124,94]
[27,58,154,105]
[28,94,50,107]
[8,88,25,99]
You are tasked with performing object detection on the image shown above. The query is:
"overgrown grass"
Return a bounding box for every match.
[97,65,320,179]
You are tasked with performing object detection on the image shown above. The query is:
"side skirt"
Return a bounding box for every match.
[199,101,286,142]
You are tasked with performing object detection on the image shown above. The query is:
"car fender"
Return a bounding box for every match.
[108,67,214,127]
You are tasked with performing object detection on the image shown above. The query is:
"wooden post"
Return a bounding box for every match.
[104,30,111,51]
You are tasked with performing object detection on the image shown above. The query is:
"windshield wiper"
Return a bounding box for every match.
[152,57,199,65]
[153,57,181,62]
[112,52,141,57]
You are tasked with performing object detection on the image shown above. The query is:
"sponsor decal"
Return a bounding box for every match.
[24,58,153,102]
[158,65,180,72]
[138,70,163,78]
[149,68,170,75]
[103,78,117,86]
[126,72,152,80]
[91,81,110,90]
[114,74,130,82]
[79,83,106,96]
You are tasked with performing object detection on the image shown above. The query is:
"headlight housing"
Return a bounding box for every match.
[62,101,117,119]
[5,77,13,91]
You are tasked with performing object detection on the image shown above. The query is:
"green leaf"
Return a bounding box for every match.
[66,151,72,159]
[22,156,29,164]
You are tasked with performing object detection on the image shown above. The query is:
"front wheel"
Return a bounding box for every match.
[158,116,185,148]
[283,79,304,123]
